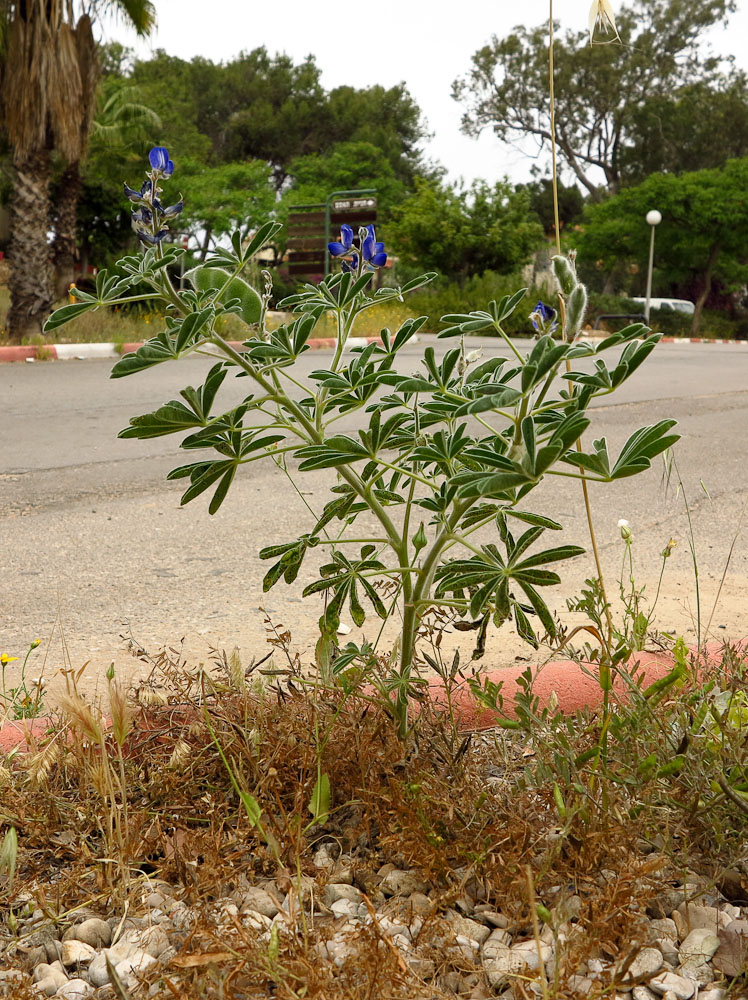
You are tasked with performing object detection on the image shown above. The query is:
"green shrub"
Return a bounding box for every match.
[407,271,549,335]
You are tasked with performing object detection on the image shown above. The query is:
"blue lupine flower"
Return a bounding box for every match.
[362,224,387,269]
[160,200,184,218]
[124,179,152,203]
[148,146,172,173]
[341,253,360,273]
[328,224,354,258]
[529,300,558,334]
[131,206,153,226]
[162,158,175,178]
[137,229,170,245]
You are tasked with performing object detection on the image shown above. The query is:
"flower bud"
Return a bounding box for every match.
[618,518,632,541]
[30,639,42,649]
[552,255,578,296]
[661,538,677,559]
[412,523,427,553]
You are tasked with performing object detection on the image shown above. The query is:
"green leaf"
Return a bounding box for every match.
[308,773,331,824]
[111,333,182,377]
[43,302,97,331]
[495,287,528,322]
[505,510,563,531]
[208,465,238,515]
[243,221,283,261]
[296,435,370,471]
[239,792,262,827]
[400,273,437,294]
[512,544,586,570]
[119,401,206,439]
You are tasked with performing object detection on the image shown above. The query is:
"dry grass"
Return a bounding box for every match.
[0,279,416,346]
[1,639,748,997]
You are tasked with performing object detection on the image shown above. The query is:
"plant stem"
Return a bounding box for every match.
[548,0,614,647]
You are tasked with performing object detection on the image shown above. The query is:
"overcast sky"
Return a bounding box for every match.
[103,0,748,185]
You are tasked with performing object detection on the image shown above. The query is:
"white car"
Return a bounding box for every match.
[630,297,695,315]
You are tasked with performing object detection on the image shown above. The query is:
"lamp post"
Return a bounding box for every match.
[644,209,662,324]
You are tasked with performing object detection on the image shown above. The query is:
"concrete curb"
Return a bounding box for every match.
[2,333,746,363]
[3,640,740,754]
[0,336,391,364]
[658,337,748,345]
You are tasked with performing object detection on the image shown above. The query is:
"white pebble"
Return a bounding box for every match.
[57,980,94,999]
[60,940,96,967]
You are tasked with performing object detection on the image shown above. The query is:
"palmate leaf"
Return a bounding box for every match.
[562,420,679,480]
[111,332,185,377]
[437,289,528,338]
[434,538,584,637]
[259,534,320,590]
[166,458,237,514]
[111,307,216,379]
[302,547,388,631]
[166,428,284,514]
[245,313,320,365]
[119,363,228,439]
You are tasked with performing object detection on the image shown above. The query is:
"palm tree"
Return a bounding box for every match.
[0,0,154,341]
[52,76,161,297]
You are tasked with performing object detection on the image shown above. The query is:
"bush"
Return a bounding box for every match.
[407,271,549,336]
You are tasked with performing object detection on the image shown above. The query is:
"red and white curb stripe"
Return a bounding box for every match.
[659,337,748,345]
[1,334,744,363]
[0,336,391,364]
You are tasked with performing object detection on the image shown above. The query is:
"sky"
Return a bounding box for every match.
[102,0,748,186]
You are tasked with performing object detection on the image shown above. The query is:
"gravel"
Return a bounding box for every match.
[1,858,746,997]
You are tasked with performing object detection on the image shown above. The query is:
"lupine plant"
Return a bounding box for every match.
[45,146,679,738]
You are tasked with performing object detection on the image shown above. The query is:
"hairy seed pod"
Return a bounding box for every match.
[552,255,578,296]
[565,284,588,340]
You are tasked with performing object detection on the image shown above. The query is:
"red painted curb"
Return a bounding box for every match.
[3,640,741,753]
[119,337,380,355]
[0,345,58,362]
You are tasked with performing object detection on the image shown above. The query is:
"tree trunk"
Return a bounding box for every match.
[691,241,721,336]
[199,226,213,263]
[6,149,55,343]
[52,161,82,300]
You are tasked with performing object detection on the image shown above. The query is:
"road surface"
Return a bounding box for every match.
[2,337,747,697]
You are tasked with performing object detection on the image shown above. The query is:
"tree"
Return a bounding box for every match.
[453,0,737,195]
[387,178,543,281]
[178,160,277,259]
[281,141,406,217]
[129,49,429,192]
[571,158,748,332]
[0,0,154,340]
[73,75,162,273]
[516,177,584,236]
[619,75,748,181]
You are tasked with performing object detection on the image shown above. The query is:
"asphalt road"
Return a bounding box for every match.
[2,337,747,696]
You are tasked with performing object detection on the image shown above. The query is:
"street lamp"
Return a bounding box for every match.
[644,209,662,324]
